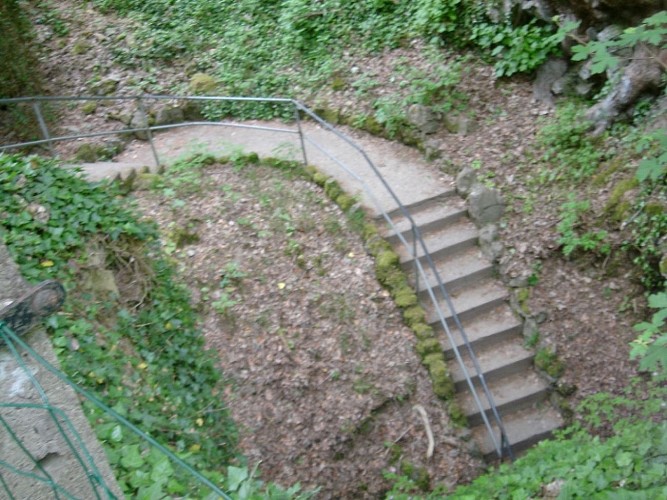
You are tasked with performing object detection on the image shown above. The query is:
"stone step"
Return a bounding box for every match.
[449,339,535,391]
[396,218,479,267]
[383,189,457,221]
[410,246,494,296]
[472,404,563,459]
[423,279,509,328]
[383,197,467,246]
[441,305,523,359]
[458,370,550,427]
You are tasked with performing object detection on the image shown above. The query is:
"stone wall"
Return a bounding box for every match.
[0,244,122,498]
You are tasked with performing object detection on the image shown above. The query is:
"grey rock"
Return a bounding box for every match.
[509,275,530,288]
[478,223,504,262]
[468,184,505,225]
[406,104,439,135]
[91,77,119,96]
[455,166,477,197]
[154,106,184,126]
[443,113,477,135]
[130,109,149,140]
[586,43,664,134]
[423,138,443,161]
[534,310,549,324]
[523,318,539,341]
[533,58,568,105]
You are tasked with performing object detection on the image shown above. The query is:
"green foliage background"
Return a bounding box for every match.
[0,0,40,97]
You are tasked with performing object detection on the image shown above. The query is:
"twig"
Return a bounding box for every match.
[412,404,434,460]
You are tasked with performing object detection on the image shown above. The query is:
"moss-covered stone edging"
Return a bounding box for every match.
[122,154,461,419]
[302,164,462,417]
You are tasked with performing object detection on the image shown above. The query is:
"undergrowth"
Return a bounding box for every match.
[0,153,310,498]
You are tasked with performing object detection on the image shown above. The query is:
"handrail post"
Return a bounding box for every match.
[294,102,308,166]
[412,225,419,298]
[32,100,55,156]
[136,97,160,169]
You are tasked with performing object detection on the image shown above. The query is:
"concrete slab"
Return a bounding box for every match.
[0,244,123,499]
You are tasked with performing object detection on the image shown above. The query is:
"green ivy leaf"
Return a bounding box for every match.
[227,466,249,491]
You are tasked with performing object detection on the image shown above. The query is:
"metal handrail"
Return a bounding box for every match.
[0,94,512,459]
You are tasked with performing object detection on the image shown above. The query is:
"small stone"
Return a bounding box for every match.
[154,106,184,126]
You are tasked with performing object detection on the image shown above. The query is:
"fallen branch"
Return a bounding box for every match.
[412,404,434,460]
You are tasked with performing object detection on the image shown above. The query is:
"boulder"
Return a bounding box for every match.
[130,109,149,140]
[533,58,568,105]
[468,184,505,225]
[406,104,440,135]
[154,106,184,126]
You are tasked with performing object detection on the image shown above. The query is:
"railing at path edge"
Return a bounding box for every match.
[0,95,513,469]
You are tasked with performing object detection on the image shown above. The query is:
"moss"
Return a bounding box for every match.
[448,402,468,427]
[416,338,442,358]
[402,305,426,327]
[592,156,626,187]
[81,102,97,115]
[336,194,355,212]
[361,222,379,242]
[604,177,639,218]
[364,115,384,136]
[428,358,454,399]
[366,234,392,256]
[304,165,318,180]
[74,143,108,162]
[189,73,218,94]
[132,173,161,191]
[535,347,565,378]
[375,250,400,284]
[169,225,200,248]
[645,203,665,217]
[516,287,531,316]
[321,107,341,124]
[312,172,328,187]
[324,178,342,200]
[411,323,434,340]
[393,285,418,308]
[331,77,346,92]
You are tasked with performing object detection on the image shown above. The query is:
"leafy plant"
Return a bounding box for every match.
[557,195,610,257]
[0,153,313,498]
[567,12,667,76]
[631,291,667,380]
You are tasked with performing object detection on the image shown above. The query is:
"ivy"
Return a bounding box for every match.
[631,292,667,380]
[0,153,313,498]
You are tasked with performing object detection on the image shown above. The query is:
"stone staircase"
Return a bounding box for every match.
[382,189,563,459]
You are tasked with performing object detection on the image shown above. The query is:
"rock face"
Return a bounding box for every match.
[586,43,665,134]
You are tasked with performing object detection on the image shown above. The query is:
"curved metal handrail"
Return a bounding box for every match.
[0,94,512,459]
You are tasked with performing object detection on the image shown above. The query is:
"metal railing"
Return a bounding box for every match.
[0,94,512,459]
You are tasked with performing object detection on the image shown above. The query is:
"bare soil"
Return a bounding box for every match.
[132,162,482,497]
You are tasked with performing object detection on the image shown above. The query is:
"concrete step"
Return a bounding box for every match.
[383,197,467,246]
[449,339,535,391]
[442,305,523,359]
[458,370,550,427]
[411,246,494,296]
[472,404,563,459]
[383,189,457,221]
[396,218,479,266]
[423,279,509,328]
